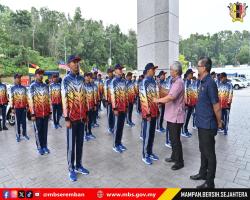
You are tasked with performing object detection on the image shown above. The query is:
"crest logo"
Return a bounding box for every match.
[228,2,248,22]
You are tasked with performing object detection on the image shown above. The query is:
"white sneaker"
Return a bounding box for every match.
[165,143,172,149]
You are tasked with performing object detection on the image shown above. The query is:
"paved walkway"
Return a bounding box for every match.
[0,87,250,188]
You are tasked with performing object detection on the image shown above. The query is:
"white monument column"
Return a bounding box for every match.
[137,0,179,72]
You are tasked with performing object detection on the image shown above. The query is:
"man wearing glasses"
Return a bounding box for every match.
[190,56,222,188]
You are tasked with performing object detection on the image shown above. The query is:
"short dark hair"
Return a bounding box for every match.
[210,71,216,76]
[220,72,227,78]
[199,56,212,73]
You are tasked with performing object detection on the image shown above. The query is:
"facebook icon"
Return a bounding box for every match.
[2,191,10,199]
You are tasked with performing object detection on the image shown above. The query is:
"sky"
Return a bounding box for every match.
[179,0,250,38]
[0,0,249,38]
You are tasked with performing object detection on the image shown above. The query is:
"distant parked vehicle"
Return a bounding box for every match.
[0,104,15,126]
[229,78,246,90]
[237,77,250,86]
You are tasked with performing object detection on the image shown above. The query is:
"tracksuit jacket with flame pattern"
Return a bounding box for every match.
[104,77,113,104]
[84,82,97,110]
[28,81,51,118]
[49,82,62,105]
[61,72,88,122]
[94,78,104,101]
[134,80,140,96]
[110,76,128,112]
[0,83,8,105]
[126,80,136,104]
[10,84,28,109]
[158,77,172,98]
[184,79,199,107]
[218,80,233,109]
[139,76,159,119]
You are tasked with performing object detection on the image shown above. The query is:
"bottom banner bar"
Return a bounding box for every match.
[0,188,249,200]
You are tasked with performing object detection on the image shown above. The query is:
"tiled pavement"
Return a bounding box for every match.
[0,87,250,188]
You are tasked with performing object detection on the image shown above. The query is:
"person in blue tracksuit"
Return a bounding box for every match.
[84,72,97,141]
[10,74,29,142]
[217,72,233,135]
[191,76,200,130]
[110,64,128,153]
[139,73,145,140]
[0,74,8,131]
[182,69,195,138]
[162,76,172,149]
[49,74,62,129]
[136,75,144,114]
[126,72,136,127]
[92,72,100,127]
[156,71,167,133]
[104,68,115,134]
[62,55,89,182]
[139,63,160,165]
[28,69,52,155]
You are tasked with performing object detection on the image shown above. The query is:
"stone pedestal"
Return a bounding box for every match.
[137,0,179,73]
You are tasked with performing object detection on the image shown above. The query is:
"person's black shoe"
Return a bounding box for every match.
[196,181,215,189]
[165,158,175,163]
[0,127,2,131]
[171,163,184,170]
[3,126,8,130]
[190,174,207,180]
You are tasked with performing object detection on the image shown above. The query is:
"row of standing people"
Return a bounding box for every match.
[0,55,233,186]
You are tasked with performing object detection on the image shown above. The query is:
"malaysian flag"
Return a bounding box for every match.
[58,61,69,70]
[28,63,40,74]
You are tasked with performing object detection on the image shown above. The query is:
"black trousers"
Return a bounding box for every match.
[157,104,165,129]
[126,103,134,123]
[85,109,93,135]
[113,112,126,147]
[67,121,85,171]
[34,116,49,149]
[15,108,27,136]
[140,119,144,138]
[167,121,184,165]
[198,128,217,185]
[142,117,156,158]
[52,104,62,126]
[0,104,7,127]
[136,96,141,113]
[192,109,196,127]
[221,108,230,134]
[107,104,114,130]
[93,102,100,124]
[97,100,101,113]
[183,106,194,132]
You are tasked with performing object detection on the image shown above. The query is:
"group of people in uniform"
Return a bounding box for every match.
[0,55,233,187]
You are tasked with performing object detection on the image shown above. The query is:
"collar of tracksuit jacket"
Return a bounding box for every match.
[145,76,155,82]
[69,71,80,78]
[160,79,165,84]
[115,75,122,80]
[14,83,23,87]
[35,80,44,85]
[126,79,133,84]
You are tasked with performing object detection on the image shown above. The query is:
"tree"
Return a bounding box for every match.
[179,54,189,72]
[180,30,250,67]
[0,4,138,76]
[237,45,250,64]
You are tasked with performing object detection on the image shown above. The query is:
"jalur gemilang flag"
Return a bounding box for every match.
[58,61,69,70]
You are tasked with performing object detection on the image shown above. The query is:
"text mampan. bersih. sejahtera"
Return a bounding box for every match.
[181,191,248,198]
